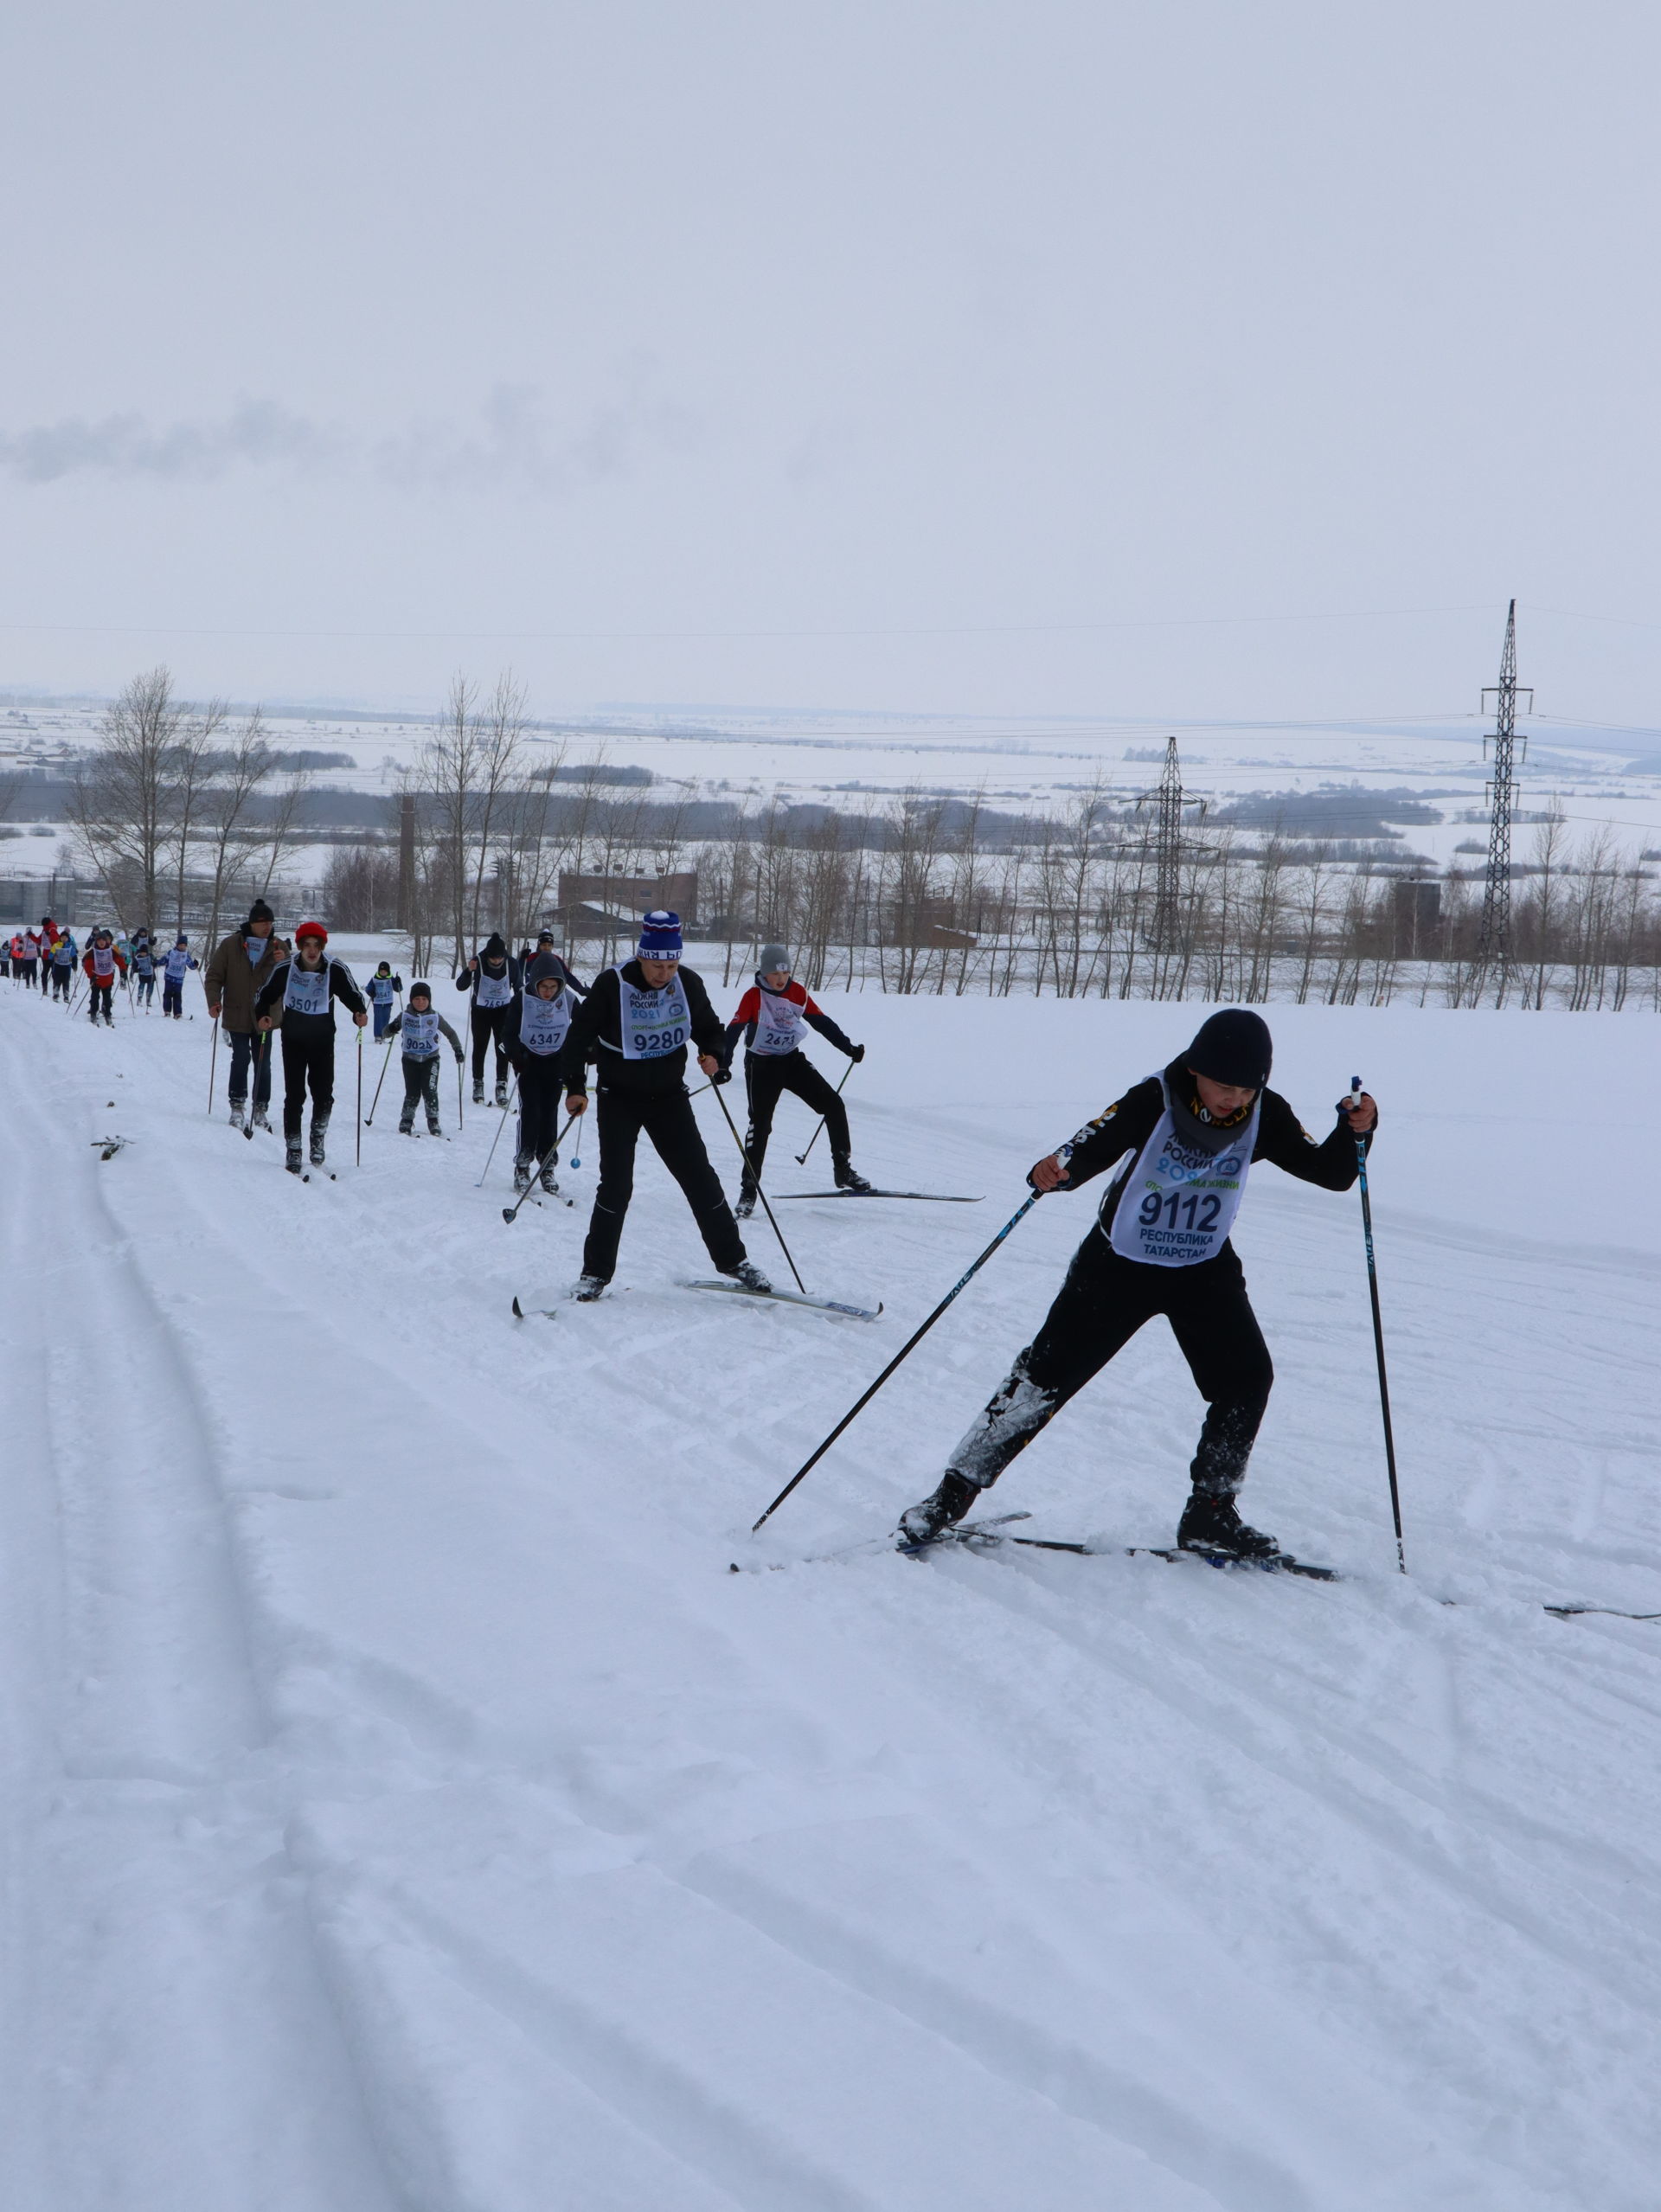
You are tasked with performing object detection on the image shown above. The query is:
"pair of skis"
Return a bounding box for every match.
[514,1277,883,1323]
[732,1513,1335,1580]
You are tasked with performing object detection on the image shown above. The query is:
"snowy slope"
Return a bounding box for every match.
[3,980,1659,2209]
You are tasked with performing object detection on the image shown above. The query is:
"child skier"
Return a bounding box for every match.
[383,983,465,1135]
[253,920,369,1173]
[898,1010,1378,1561]
[366,962,403,1040]
[455,932,523,1106]
[132,939,157,1009]
[502,952,579,1193]
[723,944,869,1214]
[49,929,77,1000]
[559,911,767,1300]
[81,929,127,1023]
[161,935,198,1017]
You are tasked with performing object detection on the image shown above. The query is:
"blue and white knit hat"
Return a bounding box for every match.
[638,910,683,962]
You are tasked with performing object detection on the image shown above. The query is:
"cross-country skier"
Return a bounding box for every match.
[206,900,283,1129]
[898,1010,1378,1559]
[82,929,126,1023]
[559,911,769,1301]
[49,928,77,1000]
[161,935,198,1017]
[21,923,43,989]
[132,939,157,1008]
[382,983,465,1135]
[501,951,579,1192]
[365,961,403,1040]
[723,944,869,1214]
[455,933,531,1106]
[253,920,369,1173]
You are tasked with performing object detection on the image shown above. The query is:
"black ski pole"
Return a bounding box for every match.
[456,1055,464,1131]
[476,1076,519,1186]
[796,1058,856,1165]
[1345,1077,1406,1574]
[752,1171,1057,1533]
[364,1038,394,1125]
[207,1015,220,1115]
[502,1112,575,1223]
[246,1032,269,1138]
[708,1075,807,1293]
[356,1026,363,1166]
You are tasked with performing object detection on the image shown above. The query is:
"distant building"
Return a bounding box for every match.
[558,870,698,927]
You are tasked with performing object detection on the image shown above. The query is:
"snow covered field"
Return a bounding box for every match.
[3,978,1659,2209]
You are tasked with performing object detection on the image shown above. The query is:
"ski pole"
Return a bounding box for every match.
[207,1015,220,1114]
[364,1039,394,1125]
[708,1075,807,1293]
[476,1076,519,1186]
[1345,1077,1406,1574]
[457,1056,464,1130]
[796,1059,856,1165]
[356,1027,364,1166]
[752,1173,1057,1532]
[246,1033,269,1138]
[501,1113,575,1223]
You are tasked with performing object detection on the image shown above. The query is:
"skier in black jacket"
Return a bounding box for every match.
[558,910,768,1301]
[457,932,542,1106]
[502,952,581,1194]
[900,1010,1378,1559]
[254,920,369,1173]
[722,943,868,1215]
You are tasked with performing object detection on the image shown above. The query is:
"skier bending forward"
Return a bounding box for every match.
[900,1010,1377,1559]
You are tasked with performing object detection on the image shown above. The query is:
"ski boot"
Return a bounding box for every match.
[472,1079,486,1106]
[494,1077,510,1108]
[285,1137,305,1177]
[252,1106,273,1132]
[398,1108,414,1134]
[513,1155,535,1193]
[310,1115,329,1167]
[722,1259,773,1294]
[572,1274,607,1303]
[734,1181,756,1220]
[426,1110,442,1137]
[898,1470,979,1545]
[833,1157,875,1195]
[540,1159,560,1195]
[1177,1491,1280,1561]
[229,1102,246,1131]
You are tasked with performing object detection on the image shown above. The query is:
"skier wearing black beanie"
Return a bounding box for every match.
[901,1011,1377,1561]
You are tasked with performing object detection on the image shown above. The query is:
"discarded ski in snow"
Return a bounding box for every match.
[683,1279,882,1321]
[511,1292,561,1320]
[90,1135,128,1162]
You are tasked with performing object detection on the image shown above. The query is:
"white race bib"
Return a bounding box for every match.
[165,948,190,979]
[519,987,573,1056]
[1106,1075,1260,1268]
[401,1008,440,1057]
[284,960,332,1017]
[615,967,690,1061]
[92,947,115,981]
[477,967,513,1008]
[750,984,805,1056]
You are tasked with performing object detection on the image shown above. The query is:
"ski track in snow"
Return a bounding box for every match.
[3,986,1660,2208]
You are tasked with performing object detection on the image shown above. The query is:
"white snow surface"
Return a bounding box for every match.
[3,979,1659,2209]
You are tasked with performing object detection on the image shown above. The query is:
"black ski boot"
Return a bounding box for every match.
[833,1157,874,1194]
[722,1259,773,1293]
[899,1471,980,1544]
[426,1109,442,1137]
[572,1274,607,1302]
[494,1077,510,1108]
[285,1137,305,1177]
[310,1115,329,1167]
[512,1156,534,1193]
[734,1180,756,1220]
[399,1108,415,1135]
[472,1078,486,1106]
[1177,1491,1281,1561]
[229,1101,246,1131]
[252,1106,273,1132]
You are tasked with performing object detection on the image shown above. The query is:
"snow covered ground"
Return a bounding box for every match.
[3,977,1659,2209]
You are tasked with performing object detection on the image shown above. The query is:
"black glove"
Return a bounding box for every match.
[849,1042,866,1063]
[713,1066,733,1086]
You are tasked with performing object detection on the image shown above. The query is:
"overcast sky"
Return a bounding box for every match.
[3,1,1659,730]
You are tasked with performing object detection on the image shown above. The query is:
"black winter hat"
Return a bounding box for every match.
[247,898,275,926]
[1185,1009,1272,1089]
[482,932,508,960]
[408,980,432,1003]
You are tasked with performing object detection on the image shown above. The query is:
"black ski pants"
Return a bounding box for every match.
[87,984,113,1023]
[947,1228,1274,1501]
[401,1056,442,1126]
[515,1054,562,1166]
[228,1029,273,1110]
[280,1029,336,1138]
[740,1050,849,1195]
[580,1084,746,1285]
[471,1003,513,1086]
[52,965,72,999]
[21,959,37,989]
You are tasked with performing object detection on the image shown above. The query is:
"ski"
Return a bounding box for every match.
[772,1189,983,1203]
[1543,1601,1661,1622]
[512,1294,559,1321]
[900,1525,1338,1580]
[683,1278,882,1321]
[1127,1544,1340,1583]
[734,1512,1032,1574]
[90,1136,128,1162]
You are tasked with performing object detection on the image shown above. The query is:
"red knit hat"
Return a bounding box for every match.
[294,919,328,943]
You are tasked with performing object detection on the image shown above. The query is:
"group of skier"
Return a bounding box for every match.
[5,917,201,1018]
[9,886,1384,1559]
